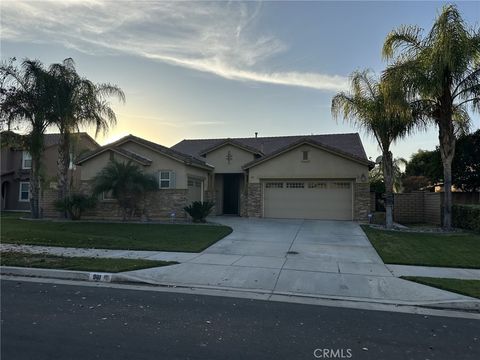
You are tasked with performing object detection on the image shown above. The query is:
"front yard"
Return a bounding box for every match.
[402,277,480,299]
[362,225,480,269]
[0,252,176,273]
[0,213,232,252]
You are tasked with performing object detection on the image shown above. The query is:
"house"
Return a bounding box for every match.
[75,133,373,221]
[1,132,99,212]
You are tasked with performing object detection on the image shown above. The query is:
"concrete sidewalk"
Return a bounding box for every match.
[387,264,480,280]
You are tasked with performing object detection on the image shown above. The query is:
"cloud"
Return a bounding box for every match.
[1,0,348,91]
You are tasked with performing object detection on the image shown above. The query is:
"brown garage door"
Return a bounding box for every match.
[263,180,353,220]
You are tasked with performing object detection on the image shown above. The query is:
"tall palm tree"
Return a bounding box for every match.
[382,4,480,229]
[48,58,125,207]
[92,160,157,220]
[332,70,416,228]
[0,59,55,218]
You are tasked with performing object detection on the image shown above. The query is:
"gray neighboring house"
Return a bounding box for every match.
[1,132,99,212]
[76,133,373,221]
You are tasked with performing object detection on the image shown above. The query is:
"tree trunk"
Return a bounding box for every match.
[57,131,71,218]
[383,151,394,229]
[29,152,41,219]
[438,116,456,230]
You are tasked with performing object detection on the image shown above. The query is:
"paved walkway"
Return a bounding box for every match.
[2,218,479,305]
[387,264,480,280]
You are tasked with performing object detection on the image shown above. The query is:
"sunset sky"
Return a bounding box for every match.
[1,0,479,160]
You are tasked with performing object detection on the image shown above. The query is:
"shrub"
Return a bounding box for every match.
[54,194,97,220]
[452,205,480,233]
[184,201,214,223]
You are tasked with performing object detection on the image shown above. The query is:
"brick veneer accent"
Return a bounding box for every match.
[354,182,370,221]
[78,181,189,220]
[39,188,62,218]
[246,183,262,217]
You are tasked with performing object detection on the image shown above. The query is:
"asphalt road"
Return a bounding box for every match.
[1,279,479,360]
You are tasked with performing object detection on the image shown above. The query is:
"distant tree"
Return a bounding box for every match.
[92,160,157,220]
[452,129,480,192]
[402,176,431,193]
[370,157,406,193]
[405,149,443,184]
[383,4,480,229]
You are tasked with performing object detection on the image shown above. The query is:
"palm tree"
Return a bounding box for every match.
[332,70,416,228]
[48,58,125,208]
[370,157,407,193]
[92,160,157,220]
[382,4,480,229]
[0,59,55,218]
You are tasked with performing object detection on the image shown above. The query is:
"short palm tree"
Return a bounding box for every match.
[92,160,157,220]
[370,157,407,193]
[382,4,480,229]
[48,58,125,206]
[332,70,416,228]
[0,59,55,218]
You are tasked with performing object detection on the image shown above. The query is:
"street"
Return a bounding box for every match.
[1,279,479,360]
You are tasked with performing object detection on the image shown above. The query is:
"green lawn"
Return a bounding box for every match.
[0,212,232,252]
[402,277,480,299]
[0,251,175,272]
[362,225,480,269]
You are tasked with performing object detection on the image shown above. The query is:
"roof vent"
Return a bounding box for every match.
[255,132,258,138]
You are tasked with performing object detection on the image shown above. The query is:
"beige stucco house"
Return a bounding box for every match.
[76,133,373,221]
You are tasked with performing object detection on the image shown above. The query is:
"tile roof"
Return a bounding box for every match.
[172,133,368,161]
[76,134,212,169]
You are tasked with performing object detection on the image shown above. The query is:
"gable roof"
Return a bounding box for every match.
[76,134,213,170]
[172,133,369,162]
[76,146,152,166]
[198,138,264,156]
[242,137,375,169]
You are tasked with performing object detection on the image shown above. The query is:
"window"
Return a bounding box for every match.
[286,182,304,189]
[19,182,30,201]
[308,182,327,189]
[69,151,76,170]
[331,182,351,189]
[22,151,32,169]
[302,151,309,161]
[265,182,283,189]
[102,190,115,201]
[159,171,175,189]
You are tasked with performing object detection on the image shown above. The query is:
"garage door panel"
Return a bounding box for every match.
[264,180,352,220]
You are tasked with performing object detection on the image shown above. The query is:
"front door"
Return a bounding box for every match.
[223,174,240,215]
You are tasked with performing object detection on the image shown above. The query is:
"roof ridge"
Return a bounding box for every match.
[180,132,359,141]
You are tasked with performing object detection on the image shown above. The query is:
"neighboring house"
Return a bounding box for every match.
[1,132,99,212]
[76,133,374,221]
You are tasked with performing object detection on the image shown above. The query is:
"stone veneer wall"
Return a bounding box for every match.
[354,182,370,221]
[79,181,189,220]
[246,183,262,217]
[39,188,61,218]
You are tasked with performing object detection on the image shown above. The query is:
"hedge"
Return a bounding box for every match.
[452,204,480,233]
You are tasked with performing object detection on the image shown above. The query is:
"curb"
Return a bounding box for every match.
[2,266,479,314]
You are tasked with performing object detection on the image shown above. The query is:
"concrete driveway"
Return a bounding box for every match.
[122,218,474,305]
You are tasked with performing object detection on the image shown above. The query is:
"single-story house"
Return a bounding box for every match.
[75,133,374,221]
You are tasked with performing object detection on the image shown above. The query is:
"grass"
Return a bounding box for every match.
[402,277,480,299]
[0,212,232,252]
[361,225,480,269]
[0,252,176,273]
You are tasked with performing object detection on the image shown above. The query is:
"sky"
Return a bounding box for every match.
[1,0,479,161]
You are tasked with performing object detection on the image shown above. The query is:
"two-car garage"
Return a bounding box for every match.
[263,180,354,220]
